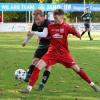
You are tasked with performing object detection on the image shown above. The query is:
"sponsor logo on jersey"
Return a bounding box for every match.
[53,33,63,38]
[51,29,59,32]
[60,28,64,33]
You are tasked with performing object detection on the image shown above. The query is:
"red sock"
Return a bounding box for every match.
[29,67,40,86]
[77,69,92,84]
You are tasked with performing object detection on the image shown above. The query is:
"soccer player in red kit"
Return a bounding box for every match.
[19,9,100,93]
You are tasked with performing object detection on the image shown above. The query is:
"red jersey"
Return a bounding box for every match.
[48,22,80,53]
[42,22,80,67]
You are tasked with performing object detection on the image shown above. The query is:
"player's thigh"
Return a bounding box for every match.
[33,48,48,65]
[42,52,57,68]
[59,54,76,68]
[85,23,90,30]
[33,48,48,60]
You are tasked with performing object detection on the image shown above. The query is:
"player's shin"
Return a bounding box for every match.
[27,59,46,92]
[88,31,93,40]
[41,70,50,85]
[81,31,85,37]
[77,68,92,84]
[38,70,51,91]
[19,67,40,93]
[24,64,35,82]
[27,64,35,75]
[74,68,100,92]
[28,67,40,91]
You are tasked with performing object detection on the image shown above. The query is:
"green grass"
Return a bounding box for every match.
[0,32,100,100]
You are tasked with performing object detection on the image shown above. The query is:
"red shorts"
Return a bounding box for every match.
[42,50,76,68]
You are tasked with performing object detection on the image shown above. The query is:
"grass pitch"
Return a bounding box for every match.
[0,32,100,100]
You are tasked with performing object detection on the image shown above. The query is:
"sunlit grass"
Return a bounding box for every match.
[0,32,100,100]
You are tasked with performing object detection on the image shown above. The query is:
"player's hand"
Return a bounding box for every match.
[27,31,33,37]
[22,42,26,47]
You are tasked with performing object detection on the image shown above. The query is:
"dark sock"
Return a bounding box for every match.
[27,64,35,75]
[81,31,85,37]
[88,31,93,40]
[41,70,50,85]
[24,64,35,82]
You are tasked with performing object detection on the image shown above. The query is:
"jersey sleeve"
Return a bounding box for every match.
[68,25,81,38]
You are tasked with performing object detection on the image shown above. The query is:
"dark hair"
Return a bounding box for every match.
[53,9,64,15]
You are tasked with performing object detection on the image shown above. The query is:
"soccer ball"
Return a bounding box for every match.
[15,69,27,81]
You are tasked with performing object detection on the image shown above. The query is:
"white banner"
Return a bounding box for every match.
[0,23,30,32]
[0,23,100,32]
[74,23,100,32]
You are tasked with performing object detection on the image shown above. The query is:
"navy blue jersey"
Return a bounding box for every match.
[82,13,92,23]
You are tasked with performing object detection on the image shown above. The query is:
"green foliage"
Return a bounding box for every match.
[53,0,64,3]
[0,0,39,22]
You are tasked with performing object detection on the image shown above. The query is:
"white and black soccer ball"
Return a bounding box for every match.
[15,69,27,81]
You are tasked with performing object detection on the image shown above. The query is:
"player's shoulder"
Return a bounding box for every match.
[64,22,75,31]
[63,22,71,28]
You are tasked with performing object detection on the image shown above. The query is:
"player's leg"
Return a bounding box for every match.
[81,24,87,38]
[81,30,86,37]
[27,53,56,93]
[87,28,93,40]
[26,62,51,91]
[25,47,51,85]
[24,58,40,82]
[71,64,100,92]
[62,53,100,92]
[28,59,47,87]
[19,59,47,93]
[38,66,51,91]
[19,51,56,93]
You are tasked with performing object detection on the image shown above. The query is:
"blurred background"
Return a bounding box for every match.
[0,0,100,23]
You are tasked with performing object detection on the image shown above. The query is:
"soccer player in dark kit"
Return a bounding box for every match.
[20,9,100,93]
[81,8,93,40]
[22,9,51,91]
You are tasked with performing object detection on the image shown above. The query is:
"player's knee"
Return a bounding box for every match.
[32,58,40,65]
[36,59,47,70]
[71,64,80,72]
[45,66,52,72]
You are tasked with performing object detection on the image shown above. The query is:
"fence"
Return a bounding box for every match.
[0,23,100,32]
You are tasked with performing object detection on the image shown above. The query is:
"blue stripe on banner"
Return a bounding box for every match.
[0,3,100,12]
